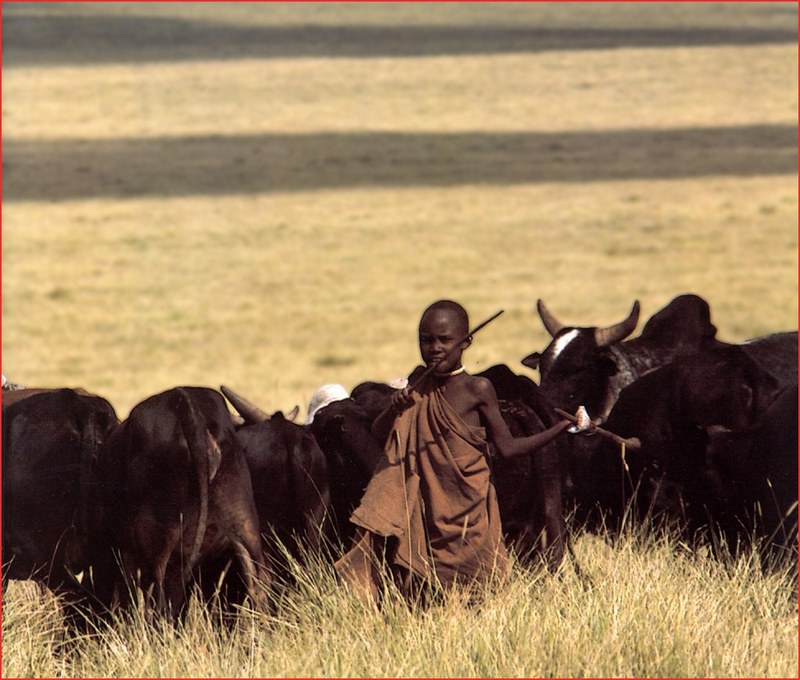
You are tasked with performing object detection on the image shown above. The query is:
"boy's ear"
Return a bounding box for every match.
[461,334,473,348]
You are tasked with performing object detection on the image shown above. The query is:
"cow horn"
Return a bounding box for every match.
[623,436,642,451]
[537,299,565,337]
[220,385,270,424]
[594,301,640,347]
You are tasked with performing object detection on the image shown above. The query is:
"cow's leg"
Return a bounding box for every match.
[237,512,272,607]
[137,519,183,618]
[232,540,269,613]
[225,496,272,596]
[535,443,567,572]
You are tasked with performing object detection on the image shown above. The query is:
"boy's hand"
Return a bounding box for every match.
[390,387,415,414]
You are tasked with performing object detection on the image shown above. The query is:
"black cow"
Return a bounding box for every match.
[235,411,332,559]
[88,387,268,618]
[583,343,792,559]
[222,385,379,554]
[2,386,68,408]
[306,396,384,546]
[222,384,366,553]
[738,330,798,388]
[473,366,568,569]
[702,386,797,564]
[524,294,721,421]
[2,388,119,598]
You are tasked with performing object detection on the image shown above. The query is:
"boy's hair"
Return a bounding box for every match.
[421,300,470,336]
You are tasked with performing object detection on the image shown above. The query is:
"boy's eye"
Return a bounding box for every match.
[420,334,454,345]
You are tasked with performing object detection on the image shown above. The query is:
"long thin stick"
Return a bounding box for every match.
[553,407,639,449]
[408,309,505,392]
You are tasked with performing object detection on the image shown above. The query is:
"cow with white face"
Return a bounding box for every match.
[523,294,721,422]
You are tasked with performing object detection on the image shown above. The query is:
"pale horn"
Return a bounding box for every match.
[536,299,565,337]
[220,385,270,424]
[594,301,640,347]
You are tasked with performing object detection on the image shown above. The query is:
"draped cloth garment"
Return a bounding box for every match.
[335,383,508,591]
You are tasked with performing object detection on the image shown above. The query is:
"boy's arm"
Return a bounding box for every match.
[474,378,572,459]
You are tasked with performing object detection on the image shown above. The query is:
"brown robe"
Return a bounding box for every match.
[335,381,508,593]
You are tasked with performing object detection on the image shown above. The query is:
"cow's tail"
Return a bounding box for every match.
[175,389,211,581]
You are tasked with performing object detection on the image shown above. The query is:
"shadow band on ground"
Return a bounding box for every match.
[3,13,798,66]
[4,125,796,202]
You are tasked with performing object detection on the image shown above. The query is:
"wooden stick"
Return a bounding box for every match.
[554,407,640,449]
[408,309,505,392]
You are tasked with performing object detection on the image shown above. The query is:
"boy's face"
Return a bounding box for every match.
[418,309,470,373]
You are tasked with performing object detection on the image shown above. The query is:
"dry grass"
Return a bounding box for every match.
[2,531,797,678]
[3,174,796,417]
[2,5,796,419]
[5,45,796,139]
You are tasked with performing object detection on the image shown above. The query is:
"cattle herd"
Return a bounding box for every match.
[2,293,797,626]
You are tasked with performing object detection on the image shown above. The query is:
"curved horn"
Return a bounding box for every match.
[220,385,270,424]
[594,301,641,347]
[537,299,565,337]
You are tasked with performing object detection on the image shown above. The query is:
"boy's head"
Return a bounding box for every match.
[420,300,470,335]
[418,300,471,372]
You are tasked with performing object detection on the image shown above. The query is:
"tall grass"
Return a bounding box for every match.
[2,529,796,678]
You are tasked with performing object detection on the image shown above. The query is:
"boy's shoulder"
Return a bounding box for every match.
[464,373,498,400]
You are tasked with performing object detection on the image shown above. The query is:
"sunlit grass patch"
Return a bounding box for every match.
[6,527,794,678]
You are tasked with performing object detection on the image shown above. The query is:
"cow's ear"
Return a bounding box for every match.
[522,352,541,370]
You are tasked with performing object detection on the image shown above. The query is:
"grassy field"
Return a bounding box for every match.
[2,2,798,677]
[2,530,798,678]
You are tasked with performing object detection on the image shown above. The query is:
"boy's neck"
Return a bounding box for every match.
[433,365,466,378]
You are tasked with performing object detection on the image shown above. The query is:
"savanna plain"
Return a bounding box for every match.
[1,2,798,677]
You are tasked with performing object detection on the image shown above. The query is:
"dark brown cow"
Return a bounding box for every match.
[584,342,793,562]
[306,395,384,545]
[2,386,92,409]
[2,388,119,608]
[88,386,268,618]
[702,385,797,565]
[223,385,380,550]
[235,411,332,559]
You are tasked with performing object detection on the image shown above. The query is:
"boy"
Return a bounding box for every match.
[335,300,578,601]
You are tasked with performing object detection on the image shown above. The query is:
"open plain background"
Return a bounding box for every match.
[1,2,798,677]
[2,1,797,419]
